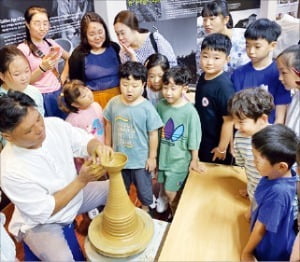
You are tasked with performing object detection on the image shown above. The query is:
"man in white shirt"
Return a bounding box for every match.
[0,91,112,261]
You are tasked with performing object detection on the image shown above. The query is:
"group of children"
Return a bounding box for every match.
[0,11,300,262]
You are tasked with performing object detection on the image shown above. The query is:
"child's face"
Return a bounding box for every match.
[252,147,274,177]
[0,56,31,91]
[27,12,49,42]
[233,114,268,137]
[246,38,276,66]
[72,87,94,110]
[120,75,144,104]
[277,56,300,90]
[162,78,186,106]
[147,65,164,92]
[200,48,229,79]
[87,22,106,51]
[202,15,228,34]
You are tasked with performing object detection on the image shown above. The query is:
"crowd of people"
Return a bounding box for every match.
[0,0,299,261]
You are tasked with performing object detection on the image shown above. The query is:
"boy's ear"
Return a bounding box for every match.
[258,113,269,123]
[226,55,231,63]
[183,85,189,92]
[1,131,13,142]
[270,41,277,49]
[275,161,289,173]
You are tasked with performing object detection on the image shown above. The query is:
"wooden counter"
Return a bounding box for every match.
[158,163,250,261]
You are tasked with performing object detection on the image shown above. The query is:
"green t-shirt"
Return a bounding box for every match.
[157,99,201,172]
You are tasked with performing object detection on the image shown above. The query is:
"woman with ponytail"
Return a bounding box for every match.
[18,6,69,118]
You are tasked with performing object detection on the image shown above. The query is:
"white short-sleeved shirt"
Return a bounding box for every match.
[0,117,93,237]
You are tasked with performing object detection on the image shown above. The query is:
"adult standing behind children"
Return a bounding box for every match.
[231,18,291,124]
[196,0,249,75]
[156,66,204,219]
[68,12,121,108]
[195,33,234,165]
[113,10,177,67]
[17,6,69,118]
[0,91,111,261]
[104,61,163,214]
[276,45,300,136]
[241,124,298,261]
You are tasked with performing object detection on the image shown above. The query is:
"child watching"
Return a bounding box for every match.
[104,61,163,213]
[59,79,105,144]
[231,18,291,124]
[228,88,274,201]
[59,79,106,219]
[241,124,298,261]
[195,33,234,165]
[276,44,300,136]
[144,53,170,106]
[0,45,44,151]
[156,66,203,219]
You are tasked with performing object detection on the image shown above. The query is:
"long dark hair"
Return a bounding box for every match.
[201,0,233,29]
[114,10,148,33]
[79,12,111,54]
[24,6,51,57]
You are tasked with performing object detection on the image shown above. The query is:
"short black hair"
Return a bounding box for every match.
[201,33,232,56]
[227,87,274,121]
[244,18,281,43]
[162,66,191,86]
[119,61,147,83]
[252,124,298,169]
[0,91,36,133]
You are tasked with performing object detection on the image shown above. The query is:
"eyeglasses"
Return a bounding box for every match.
[31,21,49,28]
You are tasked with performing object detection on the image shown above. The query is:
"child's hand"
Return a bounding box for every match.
[241,250,256,262]
[189,159,207,173]
[211,147,226,161]
[146,157,156,172]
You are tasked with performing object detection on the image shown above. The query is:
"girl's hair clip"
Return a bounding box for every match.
[291,67,300,77]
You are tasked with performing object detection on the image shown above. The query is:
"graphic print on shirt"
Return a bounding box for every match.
[115,115,135,148]
[161,118,184,145]
[86,119,104,136]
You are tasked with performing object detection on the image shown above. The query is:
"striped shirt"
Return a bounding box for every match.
[234,131,261,201]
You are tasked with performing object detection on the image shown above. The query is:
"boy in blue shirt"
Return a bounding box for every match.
[104,61,163,214]
[241,124,298,261]
[231,18,291,124]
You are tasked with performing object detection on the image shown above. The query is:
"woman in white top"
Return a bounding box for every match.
[196,0,249,76]
[113,10,177,67]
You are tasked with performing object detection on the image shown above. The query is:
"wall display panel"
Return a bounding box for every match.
[0,0,94,49]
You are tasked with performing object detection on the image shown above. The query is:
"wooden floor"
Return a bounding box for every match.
[1,179,170,260]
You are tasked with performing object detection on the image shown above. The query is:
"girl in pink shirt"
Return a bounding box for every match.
[59,79,105,144]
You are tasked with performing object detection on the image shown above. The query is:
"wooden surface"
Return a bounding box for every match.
[158,163,250,261]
